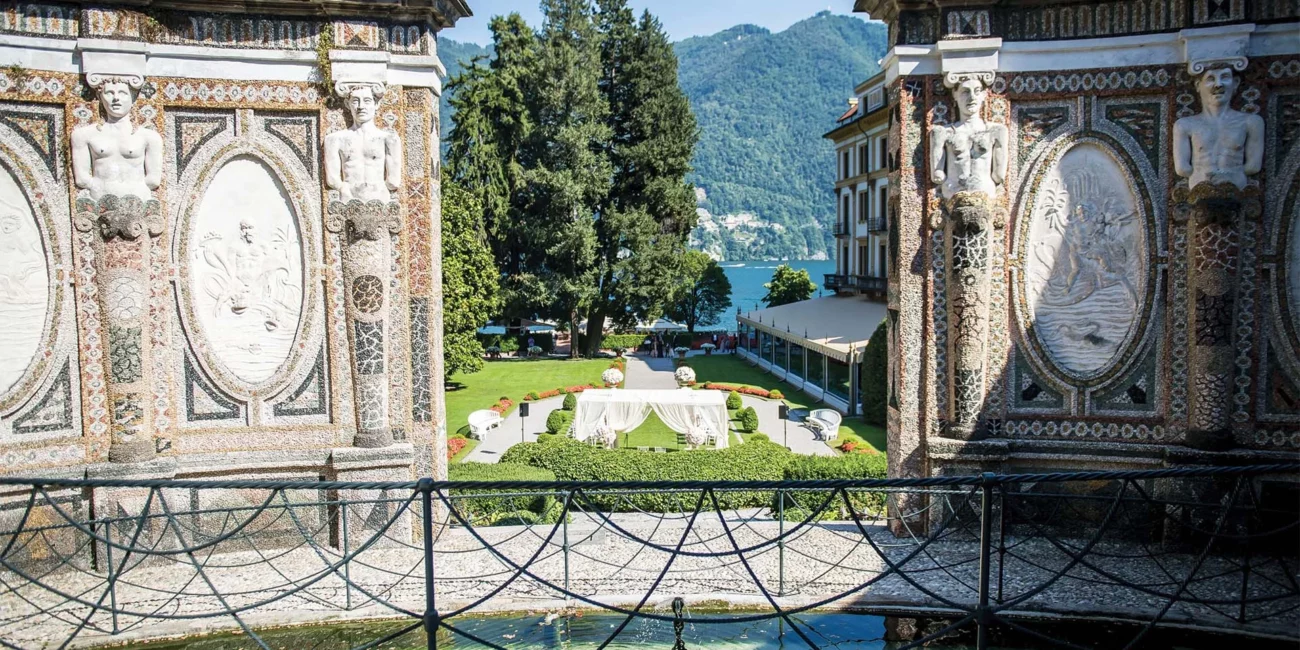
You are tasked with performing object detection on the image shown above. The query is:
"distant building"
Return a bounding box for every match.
[823,72,890,302]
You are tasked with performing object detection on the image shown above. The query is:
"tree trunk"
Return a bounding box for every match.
[584,307,606,357]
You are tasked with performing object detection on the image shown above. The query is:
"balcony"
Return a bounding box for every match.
[867,217,887,232]
[853,275,887,292]
[831,221,849,237]
[823,273,849,291]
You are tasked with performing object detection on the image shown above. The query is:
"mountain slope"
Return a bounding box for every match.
[676,12,887,260]
[435,11,887,260]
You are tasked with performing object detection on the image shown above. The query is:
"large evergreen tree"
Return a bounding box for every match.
[667,250,732,334]
[441,175,500,377]
[581,1,698,355]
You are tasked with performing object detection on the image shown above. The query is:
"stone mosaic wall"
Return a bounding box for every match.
[885,43,1300,480]
[0,3,454,479]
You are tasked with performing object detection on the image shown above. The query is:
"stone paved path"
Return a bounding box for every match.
[463,395,564,464]
[742,395,836,456]
[622,353,678,389]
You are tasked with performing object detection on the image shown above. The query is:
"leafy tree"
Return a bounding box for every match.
[860,319,888,426]
[667,250,731,333]
[441,175,500,377]
[762,264,816,307]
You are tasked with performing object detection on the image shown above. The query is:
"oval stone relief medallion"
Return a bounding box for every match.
[189,156,304,386]
[1023,142,1146,378]
[1289,210,1300,326]
[0,163,48,397]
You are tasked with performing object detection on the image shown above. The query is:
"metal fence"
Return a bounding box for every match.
[0,464,1297,649]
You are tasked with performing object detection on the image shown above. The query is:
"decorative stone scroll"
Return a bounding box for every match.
[70,73,164,463]
[1172,59,1265,451]
[931,72,1007,440]
[324,81,403,449]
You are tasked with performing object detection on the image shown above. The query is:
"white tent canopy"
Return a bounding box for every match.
[573,389,730,448]
[636,318,685,333]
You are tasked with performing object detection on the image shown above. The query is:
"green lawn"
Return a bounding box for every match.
[619,413,683,449]
[446,358,611,437]
[686,354,887,453]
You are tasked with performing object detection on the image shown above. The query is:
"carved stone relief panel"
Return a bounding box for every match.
[189,156,304,385]
[0,160,47,398]
[1289,208,1300,317]
[1023,142,1146,378]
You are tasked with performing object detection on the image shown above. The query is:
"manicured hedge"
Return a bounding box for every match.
[739,406,759,432]
[500,436,792,511]
[562,392,577,410]
[601,334,647,350]
[725,390,742,410]
[777,453,888,518]
[447,463,560,526]
[861,319,888,426]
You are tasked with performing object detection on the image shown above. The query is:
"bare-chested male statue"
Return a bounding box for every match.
[930,72,1007,202]
[1173,63,1264,190]
[70,74,162,204]
[324,82,402,202]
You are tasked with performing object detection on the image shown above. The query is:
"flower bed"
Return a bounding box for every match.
[489,397,514,414]
[700,383,776,399]
[447,437,469,459]
[522,384,597,401]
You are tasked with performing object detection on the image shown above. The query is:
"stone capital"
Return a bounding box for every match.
[1179,24,1254,76]
[936,37,1001,76]
[76,38,147,86]
[329,49,446,93]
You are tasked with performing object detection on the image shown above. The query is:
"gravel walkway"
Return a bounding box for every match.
[463,396,565,464]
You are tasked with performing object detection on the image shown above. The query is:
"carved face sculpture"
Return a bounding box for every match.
[954,77,986,121]
[239,220,254,244]
[1196,67,1238,112]
[346,86,379,126]
[97,81,135,121]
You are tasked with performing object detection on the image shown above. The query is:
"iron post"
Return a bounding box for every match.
[420,479,437,649]
[976,472,996,650]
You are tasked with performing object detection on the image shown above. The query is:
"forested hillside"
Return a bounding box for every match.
[436,11,887,260]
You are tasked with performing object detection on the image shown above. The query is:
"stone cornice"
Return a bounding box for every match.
[53,0,472,27]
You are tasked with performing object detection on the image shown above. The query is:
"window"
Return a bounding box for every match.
[841,151,849,179]
[789,343,805,380]
[879,187,888,224]
[806,350,825,389]
[760,331,773,364]
[842,194,850,230]
[859,144,868,175]
[858,191,868,222]
[842,247,849,274]
[878,138,887,169]
[879,244,887,278]
[827,357,852,402]
[775,337,788,372]
[858,244,868,275]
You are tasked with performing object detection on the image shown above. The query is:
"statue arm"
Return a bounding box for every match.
[992,124,1008,187]
[70,129,94,191]
[929,126,949,184]
[144,130,163,192]
[323,135,342,191]
[1172,119,1192,180]
[385,131,402,192]
[1245,114,1264,177]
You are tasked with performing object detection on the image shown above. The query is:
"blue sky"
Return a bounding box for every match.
[450,1,866,45]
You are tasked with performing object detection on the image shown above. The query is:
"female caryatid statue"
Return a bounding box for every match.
[929,71,1007,440]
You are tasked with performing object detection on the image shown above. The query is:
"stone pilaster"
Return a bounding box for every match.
[941,193,1002,440]
[1176,182,1259,450]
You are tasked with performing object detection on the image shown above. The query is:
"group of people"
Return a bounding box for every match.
[644,332,738,358]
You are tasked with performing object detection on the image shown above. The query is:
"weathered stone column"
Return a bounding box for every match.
[324,81,404,449]
[70,66,164,463]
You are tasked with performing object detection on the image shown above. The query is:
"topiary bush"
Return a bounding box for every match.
[546,409,574,435]
[726,390,743,410]
[447,463,560,525]
[562,392,577,411]
[739,406,759,433]
[500,437,793,511]
[769,389,784,400]
[861,318,889,426]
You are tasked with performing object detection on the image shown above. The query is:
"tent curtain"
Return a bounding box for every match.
[572,390,729,448]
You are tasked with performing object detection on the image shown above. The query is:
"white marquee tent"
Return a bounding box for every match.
[572,389,730,448]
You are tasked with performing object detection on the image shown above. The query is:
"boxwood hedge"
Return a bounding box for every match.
[447,463,561,526]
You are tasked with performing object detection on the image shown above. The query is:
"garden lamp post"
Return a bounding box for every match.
[779,404,789,449]
[520,402,529,444]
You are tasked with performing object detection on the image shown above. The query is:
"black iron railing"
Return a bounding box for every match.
[0,464,1297,649]
[853,274,887,292]
[823,273,849,291]
[831,221,849,236]
[867,217,887,232]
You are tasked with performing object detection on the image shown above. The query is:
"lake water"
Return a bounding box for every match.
[712,259,836,331]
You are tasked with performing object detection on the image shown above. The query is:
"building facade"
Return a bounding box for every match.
[853,0,1300,491]
[825,72,891,302]
[0,0,468,533]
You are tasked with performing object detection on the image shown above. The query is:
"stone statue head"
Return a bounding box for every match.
[1194,64,1240,113]
[944,72,994,122]
[87,73,143,122]
[337,82,385,127]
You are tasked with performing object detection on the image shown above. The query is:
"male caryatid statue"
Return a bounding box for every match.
[930,72,1007,440]
[70,73,164,462]
[325,82,403,449]
[1174,62,1264,192]
[1172,60,1264,450]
